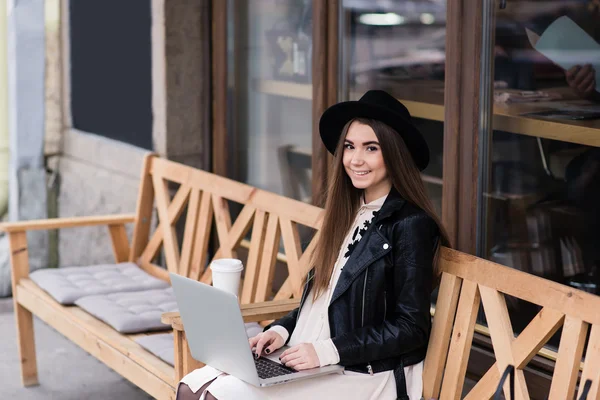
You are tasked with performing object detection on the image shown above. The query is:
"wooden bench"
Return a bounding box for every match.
[423,247,600,400]
[4,154,323,399]
[165,247,600,399]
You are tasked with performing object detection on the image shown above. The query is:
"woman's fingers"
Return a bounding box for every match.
[292,362,312,371]
[280,351,303,365]
[264,339,282,355]
[283,355,306,369]
[255,335,273,358]
[248,334,261,349]
[280,345,299,359]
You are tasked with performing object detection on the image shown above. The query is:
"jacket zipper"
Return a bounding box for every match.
[361,268,368,327]
[383,290,387,321]
[362,268,374,375]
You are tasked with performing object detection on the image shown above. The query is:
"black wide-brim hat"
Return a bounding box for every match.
[319,90,429,171]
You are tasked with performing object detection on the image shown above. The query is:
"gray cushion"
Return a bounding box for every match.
[136,333,175,366]
[75,287,178,333]
[135,323,265,366]
[30,262,169,305]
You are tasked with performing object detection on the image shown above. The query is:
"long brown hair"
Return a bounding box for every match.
[310,118,451,300]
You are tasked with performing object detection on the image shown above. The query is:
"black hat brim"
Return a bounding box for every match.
[319,101,429,171]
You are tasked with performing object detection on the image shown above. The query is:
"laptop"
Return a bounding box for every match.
[169,273,344,387]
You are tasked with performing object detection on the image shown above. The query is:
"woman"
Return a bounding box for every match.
[177,90,450,400]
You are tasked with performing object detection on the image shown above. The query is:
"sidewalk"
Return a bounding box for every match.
[0,298,153,400]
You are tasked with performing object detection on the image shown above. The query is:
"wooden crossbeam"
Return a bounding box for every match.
[240,210,267,304]
[549,316,589,400]
[138,184,191,266]
[152,175,182,273]
[179,189,201,277]
[274,229,320,300]
[189,191,214,281]
[465,307,564,400]
[479,285,530,400]
[199,202,256,284]
[279,217,303,296]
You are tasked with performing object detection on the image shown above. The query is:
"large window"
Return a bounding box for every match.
[338,0,447,217]
[226,0,313,202]
[69,0,152,149]
[479,0,600,349]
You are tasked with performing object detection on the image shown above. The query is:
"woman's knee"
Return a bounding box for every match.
[176,380,219,400]
[205,391,218,400]
[176,383,201,400]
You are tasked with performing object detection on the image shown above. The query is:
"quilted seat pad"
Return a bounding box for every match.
[75,287,178,333]
[29,263,169,305]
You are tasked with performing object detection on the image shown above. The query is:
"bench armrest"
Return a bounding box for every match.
[0,214,136,233]
[162,298,300,331]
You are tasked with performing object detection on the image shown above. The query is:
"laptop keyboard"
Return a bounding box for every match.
[255,356,297,379]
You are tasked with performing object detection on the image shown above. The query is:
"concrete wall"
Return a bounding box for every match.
[57,130,148,267]
[55,0,210,267]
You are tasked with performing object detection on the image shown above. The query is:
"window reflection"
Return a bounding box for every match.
[227,0,314,202]
[482,0,600,343]
[340,0,447,217]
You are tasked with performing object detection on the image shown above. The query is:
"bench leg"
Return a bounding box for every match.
[8,232,38,387]
[14,300,38,386]
[174,330,205,383]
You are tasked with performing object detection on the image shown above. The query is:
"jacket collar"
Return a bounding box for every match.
[328,188,406,305]
[373,187,407,223]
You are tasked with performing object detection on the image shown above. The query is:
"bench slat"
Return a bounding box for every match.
[479,285,530,400]
[108,224,130,263]
[129,153,157,263]
[189,190,214,281]
[465,307,564,400]
[440,279,480,399]
[423,272,462,400]
[549,316,589,400]
[241,210,267,304]
[254,214,281,303]
[179,188,201,277]
[578,325,600,400]
[442,248,600,325]
[279,217,303,296]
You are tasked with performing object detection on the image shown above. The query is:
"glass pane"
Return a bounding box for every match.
[480,1,600,343]
[227,0,313,202]
[339,0,447,217]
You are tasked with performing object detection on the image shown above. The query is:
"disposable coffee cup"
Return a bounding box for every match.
[210,258,244,297]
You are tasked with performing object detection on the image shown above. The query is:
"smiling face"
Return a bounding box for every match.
[342,120,391,203]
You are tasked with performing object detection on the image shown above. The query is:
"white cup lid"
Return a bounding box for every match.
[210,258,243,272]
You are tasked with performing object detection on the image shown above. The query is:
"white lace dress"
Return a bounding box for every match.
[180,194,423,400]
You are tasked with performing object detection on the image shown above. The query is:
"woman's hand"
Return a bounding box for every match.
[248,331,284,358]
[279,343,320,371]
[566,64,598,100]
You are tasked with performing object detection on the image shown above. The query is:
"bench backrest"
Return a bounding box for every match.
[128,155,324,304]
[424,247,600,400]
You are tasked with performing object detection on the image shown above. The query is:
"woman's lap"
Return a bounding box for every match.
[180,366,397,400]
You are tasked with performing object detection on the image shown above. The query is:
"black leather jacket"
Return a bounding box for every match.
[266,188,440,398]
